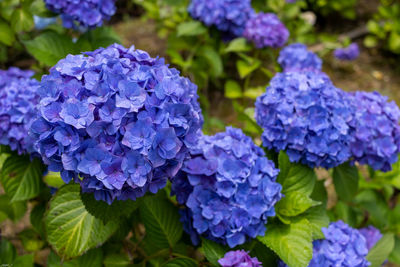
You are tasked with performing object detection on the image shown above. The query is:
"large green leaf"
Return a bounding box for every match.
[13,254,34,267]
[0,20,15,46]
[0,156,45,202]
[277,191,319,217]
[278,152,316,196]
[76,27,121,51]
[162,257,197,267]
[48,248,103,267]
[177,21,206,36]
[45,184,118,258]
[0,239,16,264]
[201,238,228,266]
[367,233,395,267]
[24,31,76,66]
[11,8,34,32]
[389,236,400,264]
[140,193,183,249]
[224,38,251,53]
[298,206,329,239]
[0,194,27,223]
[333,162,359,202]
[258,219,313,267]
[103,253,131,267]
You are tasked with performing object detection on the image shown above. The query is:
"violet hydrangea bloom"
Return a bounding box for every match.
[349,91,400,171]
[359,226,382,250]
[218,250,262,267]
[44,0,116,28]
[244,12,289,49]
[278,43,322,72]
[171,127,282,248]
[334,43,360,61]
[188,0,255,38]
[32,44,203,204]
[255,71,355,168]
[0,68,40,154]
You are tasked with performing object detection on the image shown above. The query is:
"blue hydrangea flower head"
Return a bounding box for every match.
[349,91,400,171]
[278,43,322,72]
[359,226,382,250]
[334,43,360,61]
[218,250,262,267]
[188,0,255,38]
[44,0,116,28]
[0,68,40,154]
[32,43,203,204]
[255,71,355,168]
[244,12,289,49]
[171,127,282,248]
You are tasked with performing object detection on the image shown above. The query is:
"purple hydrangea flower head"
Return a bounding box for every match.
[188,0,255,38]
[255,71,355,168]
[244,12,289,49]
[171,127,282,248]
[278,43,322,72]
[334,43,360,61]
[218,250,262,267]
[32,44,203,204]
[359,226,382,250]
[349,91,400,171]
[0,68,40,154]
[44,0,116,28]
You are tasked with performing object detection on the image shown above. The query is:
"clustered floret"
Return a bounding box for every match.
[278,43,322,72]
[188,0,255,38]
[0,68,40,155]
[44,0,116,28]
[32,44,203,204]
[218,250,262,267]
[359,226,382,250]
[171,127,282,248]
[349,91,400,171]
[255,71,355,168]
[334,43,360,61]
[244,12,289,49]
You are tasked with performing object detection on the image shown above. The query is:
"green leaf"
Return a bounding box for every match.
[0,20,15,46]
[177,21,206,36]
[389,31,400,53]
[389,236,400,264]
[18,228,45,252]
[224,80,242,99]
[24,31,76,66]
[48,248,103,267]
[45,184,118,258]
[11,8,34,32]
[299,206,329,239]
[162,257,198,267]
[103,253,131,267]
[236,59,261,79]
[310,180,328,208]
[200,46,223,77]
[258,219,313,267]
[140,193,183,250]
[30,203,46,237]
[277,192,319,217]
[367,233,395,267]
[0,239,16,264]
[201,238,228,266]
[248,240,278,266]
[224,38,250,53]
[77,27,121,51]
[333,162,359,202]
[43,171,65,188]
[243,86,264,99]
[0,156,45,202]
[81,191,140,223]
[13,254,34,267]
[0,194,27,222]
[277,151,316,196]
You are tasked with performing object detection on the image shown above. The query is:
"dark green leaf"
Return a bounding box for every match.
[177,21,206,36]
[77,27,121,51]
[18,228,45,252]
[103,253,131,267]
[0,239,16,264]
[201,238,228,266]
[13,254,34,267]
[333,162,359,202]
[389,236,400,264]
[367,233,395,267]
[162,257,197,267]
[248,240,278,266]
[0,20,15,46]
[310,180,328,207]
[30,203,46,237]
[0,194,27,222]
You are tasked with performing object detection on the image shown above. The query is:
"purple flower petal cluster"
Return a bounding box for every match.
[244,12,289,49]
[0,68,40,154]
[32,44,203,204]
[349,91,400,171]
[255,71,355,168]
[171,127,282,248]
[334,43,360,61]
[359,226,382,250]
[218,250,262,267]
[278,43,322,72]
[188,0,255,38]
[44,0,116,28]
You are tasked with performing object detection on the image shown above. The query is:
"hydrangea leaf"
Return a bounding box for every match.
[0,239,16,264]
[389,236,400,264]
[277,151,316,196]
[367,233,395,267]
[0,194,27,223]
[224,38,251,53]
[45,184,118,258]
[201,238,228,266]
[0,20,15,46]
[177,21,207,36]
[298,206,330,239]
[277,191,320,217]
[161,257,198,267]
[258,219,313,267]
[140,193,183,250]
[0,156,45,202]
[48,248,103,267]
[236,59,261,79]
[76,27,121,51]
[200,46,223,77]
[247,240,278,266]
[43,171,65,188]
[11,8,34,32]
[13,254,34,267]
[224,80,242,99]
[333,162,359,202]
[103,253,131,267]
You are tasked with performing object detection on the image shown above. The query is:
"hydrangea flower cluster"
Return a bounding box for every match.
[0,68,40,155]
[334,43,360,61]
[32,44,203,204]
[44,0,116,28]
[171,127,282,248]
[188,0,255,38]
[278,43,322,72]
[349,91,400,171]
[218,250,262,267]
[244,12,289,49]
[255,71,355,168]
[359,226,382,250]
